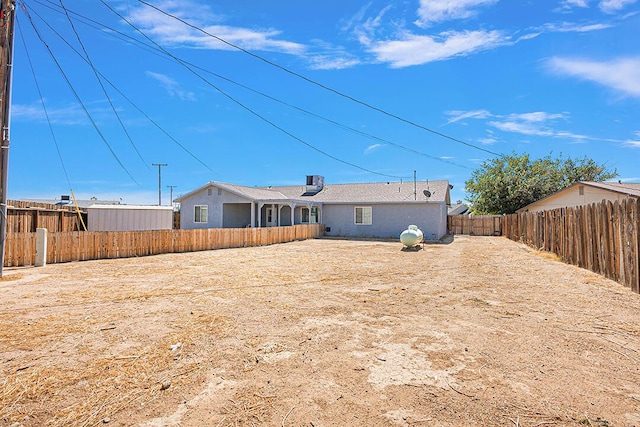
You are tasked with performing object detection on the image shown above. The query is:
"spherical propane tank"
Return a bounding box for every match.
[400,225,423,247]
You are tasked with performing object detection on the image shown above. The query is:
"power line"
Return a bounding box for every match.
[16,17,71,186]
[25,0,466,171]
[19,2,140,185]
[30,0,172,61]
[137,0,501,158]
[57,0,148,169]
[100,0,411,180]
[24,2,217,174]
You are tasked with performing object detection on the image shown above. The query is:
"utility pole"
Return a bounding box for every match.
[152,163,167,206]
[0,0,16,277]
[167,185,177,207]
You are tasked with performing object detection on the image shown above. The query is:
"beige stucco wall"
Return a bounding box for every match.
[522,185,636,212]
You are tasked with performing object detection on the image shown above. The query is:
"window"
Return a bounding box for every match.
[301,207,319,223]
[194,205,208,223]
[354,207,372,225]
[578,186,584,196]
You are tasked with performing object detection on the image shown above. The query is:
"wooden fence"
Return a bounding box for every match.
[448,215,503,236]
[6,199,85,233]
[4,224,324,267]
[503,199,639,294]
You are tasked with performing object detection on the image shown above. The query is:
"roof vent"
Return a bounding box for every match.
[304,175,324,195]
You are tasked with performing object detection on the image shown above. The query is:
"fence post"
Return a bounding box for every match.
[35,228,48,267]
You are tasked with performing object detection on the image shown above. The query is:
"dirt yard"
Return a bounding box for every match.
[1,236,639,427]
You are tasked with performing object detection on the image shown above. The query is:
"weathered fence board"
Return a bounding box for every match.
[4,224,324,267]
[6,200,85,233]
[503,199,639,294]
[447,215,503,236]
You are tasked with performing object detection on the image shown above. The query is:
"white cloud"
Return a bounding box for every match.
[507,112,567,122]
[306,40,361,70]
[12,101,112,125]
[547,56,640,97]
[369,30,505,68]
[347,4,393,45]
[565,0,590,7]
[625,131,640,147]
[308,55,361,70]
[542,21,613,32]
[490,120,554,136]
[599,0,638,13]
[365,144,385,154]
[126,1,306,55]
[415,0,499,27]
[146,71,196,101]
[444,109,492,125]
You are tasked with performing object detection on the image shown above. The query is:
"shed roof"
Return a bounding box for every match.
[87,204,174,211]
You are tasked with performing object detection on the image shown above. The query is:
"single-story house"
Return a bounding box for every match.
[517,181,640,213]
[175,175,452,241]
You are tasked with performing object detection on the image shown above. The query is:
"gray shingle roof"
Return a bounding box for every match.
[177,179,451,204]
[213,182,290,201]
[271,180,450,203]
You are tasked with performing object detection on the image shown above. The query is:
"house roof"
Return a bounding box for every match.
[517,181,640,212]
[176,180,451,204]
[175,181,290,203]
[581,181,640,197]
[273,180,450,203]
[215,182,290,201]
[448,203,469,215]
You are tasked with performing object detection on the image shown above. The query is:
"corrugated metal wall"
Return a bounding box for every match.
[87,207,173,231]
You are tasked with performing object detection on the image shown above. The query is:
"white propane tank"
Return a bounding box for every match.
[400,225,423,247]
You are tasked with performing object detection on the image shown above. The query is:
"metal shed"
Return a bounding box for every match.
[86,204,174,232]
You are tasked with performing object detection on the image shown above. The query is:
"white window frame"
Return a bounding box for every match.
[301,207,319,224]
[194,205,208,223]
[354,206,372,225]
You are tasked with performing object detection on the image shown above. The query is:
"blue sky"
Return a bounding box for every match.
[9,0,640,205]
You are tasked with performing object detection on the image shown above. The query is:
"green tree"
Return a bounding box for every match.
[465,153,617,214]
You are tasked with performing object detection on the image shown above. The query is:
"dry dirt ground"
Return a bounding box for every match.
[1,236,640,427]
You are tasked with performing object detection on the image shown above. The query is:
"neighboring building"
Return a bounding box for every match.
[517,181,640,213]
[86,204,174,232]
[175,176,452,241]
[19,195,122,209]
[448,203,469,215]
